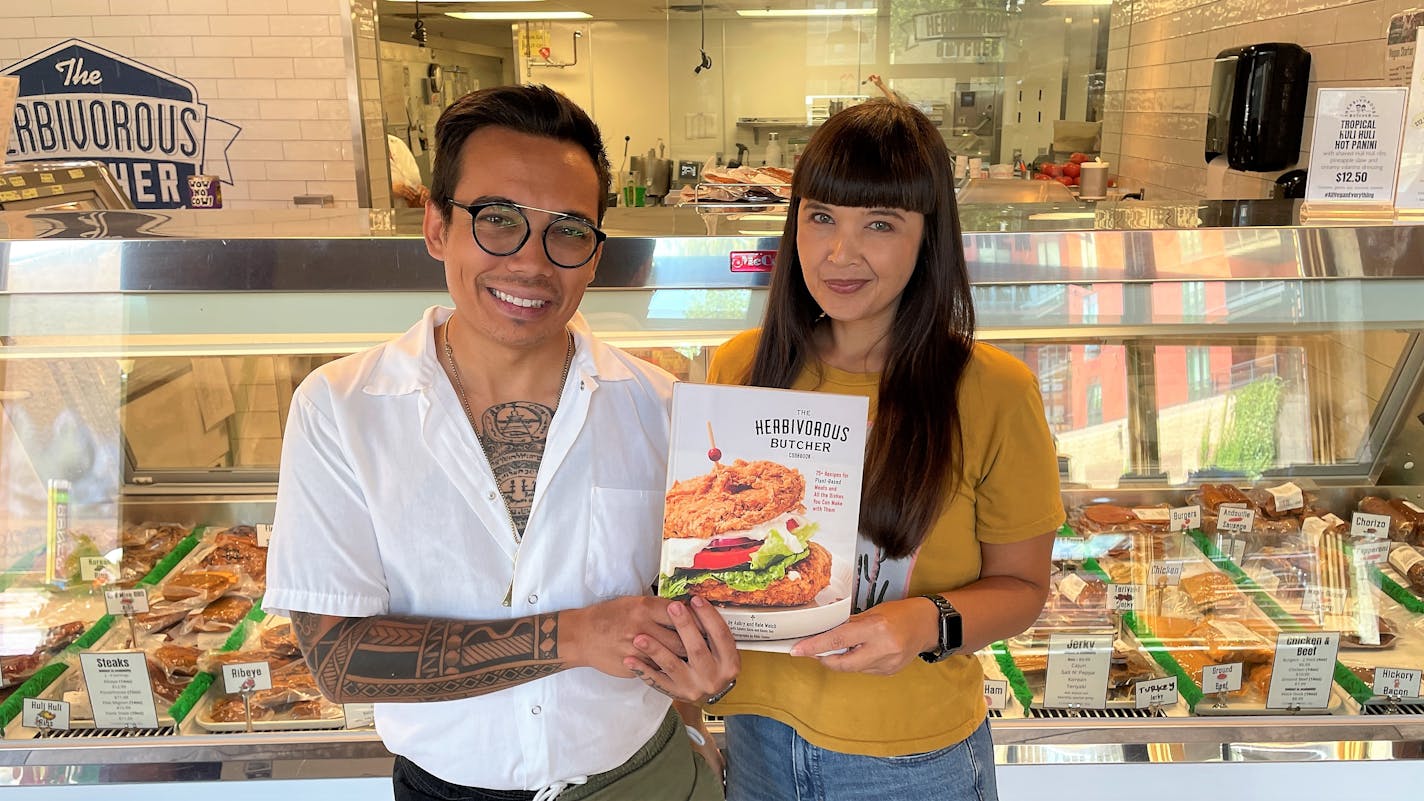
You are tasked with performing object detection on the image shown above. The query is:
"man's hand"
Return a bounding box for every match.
[787,597,937,675]
[624,596,740,703]
[560,596,687,679]
[675,701,725,787]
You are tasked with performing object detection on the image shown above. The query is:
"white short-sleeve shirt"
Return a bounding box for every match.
[264,306,674,790]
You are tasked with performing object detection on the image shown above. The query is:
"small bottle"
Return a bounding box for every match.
[1012,148,1026,179]
[764,133,784,169]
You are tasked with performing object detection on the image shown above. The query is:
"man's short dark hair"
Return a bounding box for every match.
[429,84,612,224]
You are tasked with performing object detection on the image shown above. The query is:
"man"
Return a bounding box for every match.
[265,85,737,801]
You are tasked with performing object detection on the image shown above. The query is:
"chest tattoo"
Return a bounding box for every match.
[479,400,553,538]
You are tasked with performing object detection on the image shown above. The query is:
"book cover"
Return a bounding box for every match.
[658,382,869,652]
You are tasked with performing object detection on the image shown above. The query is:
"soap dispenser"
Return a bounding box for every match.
[764,132,783,168]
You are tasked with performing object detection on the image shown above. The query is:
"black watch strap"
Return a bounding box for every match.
[917,594,963,664]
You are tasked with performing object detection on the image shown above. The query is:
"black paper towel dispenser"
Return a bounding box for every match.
[1205,43,1311,172]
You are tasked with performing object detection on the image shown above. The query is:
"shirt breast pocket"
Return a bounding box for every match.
[585,487,663,599]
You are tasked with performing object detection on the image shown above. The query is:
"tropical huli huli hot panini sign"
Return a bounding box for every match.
[658,383,868,651]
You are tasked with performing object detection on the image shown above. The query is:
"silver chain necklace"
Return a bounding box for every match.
[440,315,574,541]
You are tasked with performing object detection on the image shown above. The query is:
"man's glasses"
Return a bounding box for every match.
[447,199,607,269]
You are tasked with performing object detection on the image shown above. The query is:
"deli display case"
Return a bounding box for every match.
[4,202,1424,796]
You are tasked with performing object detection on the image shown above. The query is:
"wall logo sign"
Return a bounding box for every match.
[3,39,241,209]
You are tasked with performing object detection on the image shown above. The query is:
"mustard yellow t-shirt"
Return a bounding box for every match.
[705,328,1065,757]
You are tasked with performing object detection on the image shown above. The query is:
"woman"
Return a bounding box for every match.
[707,99,1064,800]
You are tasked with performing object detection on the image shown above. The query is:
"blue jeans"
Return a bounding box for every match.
[724,714,997,801]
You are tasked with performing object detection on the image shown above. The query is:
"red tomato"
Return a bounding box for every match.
[1038,161,1054,174]
[1032,173,1053,181]
[692,541,761,571]
[1069,152,1089,164]
[1062,162,1081,179]
[1056,175,1075,187]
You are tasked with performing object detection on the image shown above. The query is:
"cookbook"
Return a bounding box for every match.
[658,382,868,652]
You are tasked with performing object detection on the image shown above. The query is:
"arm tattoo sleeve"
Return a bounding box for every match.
[291,611,564,702]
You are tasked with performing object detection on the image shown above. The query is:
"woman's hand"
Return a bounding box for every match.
[788,597,938,675]
[624,596,740,703]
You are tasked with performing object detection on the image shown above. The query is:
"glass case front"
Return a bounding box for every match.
[4,206,1424,776]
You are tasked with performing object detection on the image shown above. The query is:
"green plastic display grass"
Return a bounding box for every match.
[1374,567,1424,614]
[1333,661,1376,706]
[69,613,116,652]
[0,545,47,593]
[137,527,206,587]
[989,641,1035,712]
[0,662,69,727]
[169,598,267,724]
[1081,558,1205,711]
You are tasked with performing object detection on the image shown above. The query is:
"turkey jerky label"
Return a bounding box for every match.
[1266,632,1340,710]
[1134,676,1178,709]
[1374,667,1422,700]
[1202,662,1243,694]
[221,661,272,694]
[1352,512,1392,540]
[104,588,150,616]
[22,698,71,731]
[1266,482,1304,512]
[79,651,159,729]
[853,535,915,613]
[983,679,1009,710]
[1170,506,1200,532]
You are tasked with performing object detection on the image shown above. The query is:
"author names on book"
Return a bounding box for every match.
[812,469,848,513]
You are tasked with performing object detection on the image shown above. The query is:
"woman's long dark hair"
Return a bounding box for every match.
[744,99,975,558]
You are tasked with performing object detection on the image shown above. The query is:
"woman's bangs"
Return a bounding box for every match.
[796,122,938,214]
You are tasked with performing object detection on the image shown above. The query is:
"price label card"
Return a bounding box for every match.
[343,703,376,728]
[1170,505,1200,532]
[1134,675,1179,709]
[1150,560,1183,586]
[103,588,150,616]
[79,652,160,729]
[1106,583,1139,612]
[22,698,71,731]
[80,556,116,582]
[1373,667,1423,700]
[1216,507,1255,534]
[222,661,273,695]
[1351,512,1393,540]
[1203,662,1243,694]
[1266,632,1340,710]
[256,524,273,548]
[1354,539,1392,567]
[983,679,1009,711]
[1306,87,1409,205]
[1044,633,1112,710]
[1132,507,1171,523]
[1051,536,1087,562]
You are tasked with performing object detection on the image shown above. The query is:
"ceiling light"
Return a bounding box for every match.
[736,8,877,17]
[447,10,591,19]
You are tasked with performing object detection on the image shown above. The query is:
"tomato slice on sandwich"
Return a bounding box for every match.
[691,537,762,571]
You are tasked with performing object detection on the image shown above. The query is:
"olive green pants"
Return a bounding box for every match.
[563,709,722,801]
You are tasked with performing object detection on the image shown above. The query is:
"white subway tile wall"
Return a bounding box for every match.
[0,2,372,208]
[1103,0,1416,200]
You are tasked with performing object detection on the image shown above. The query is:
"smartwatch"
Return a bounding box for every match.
[917,594,963,664]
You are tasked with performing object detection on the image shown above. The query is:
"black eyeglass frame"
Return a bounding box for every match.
[447,198,608,269]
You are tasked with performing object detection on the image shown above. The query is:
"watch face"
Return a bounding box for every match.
[944,610,964,650]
